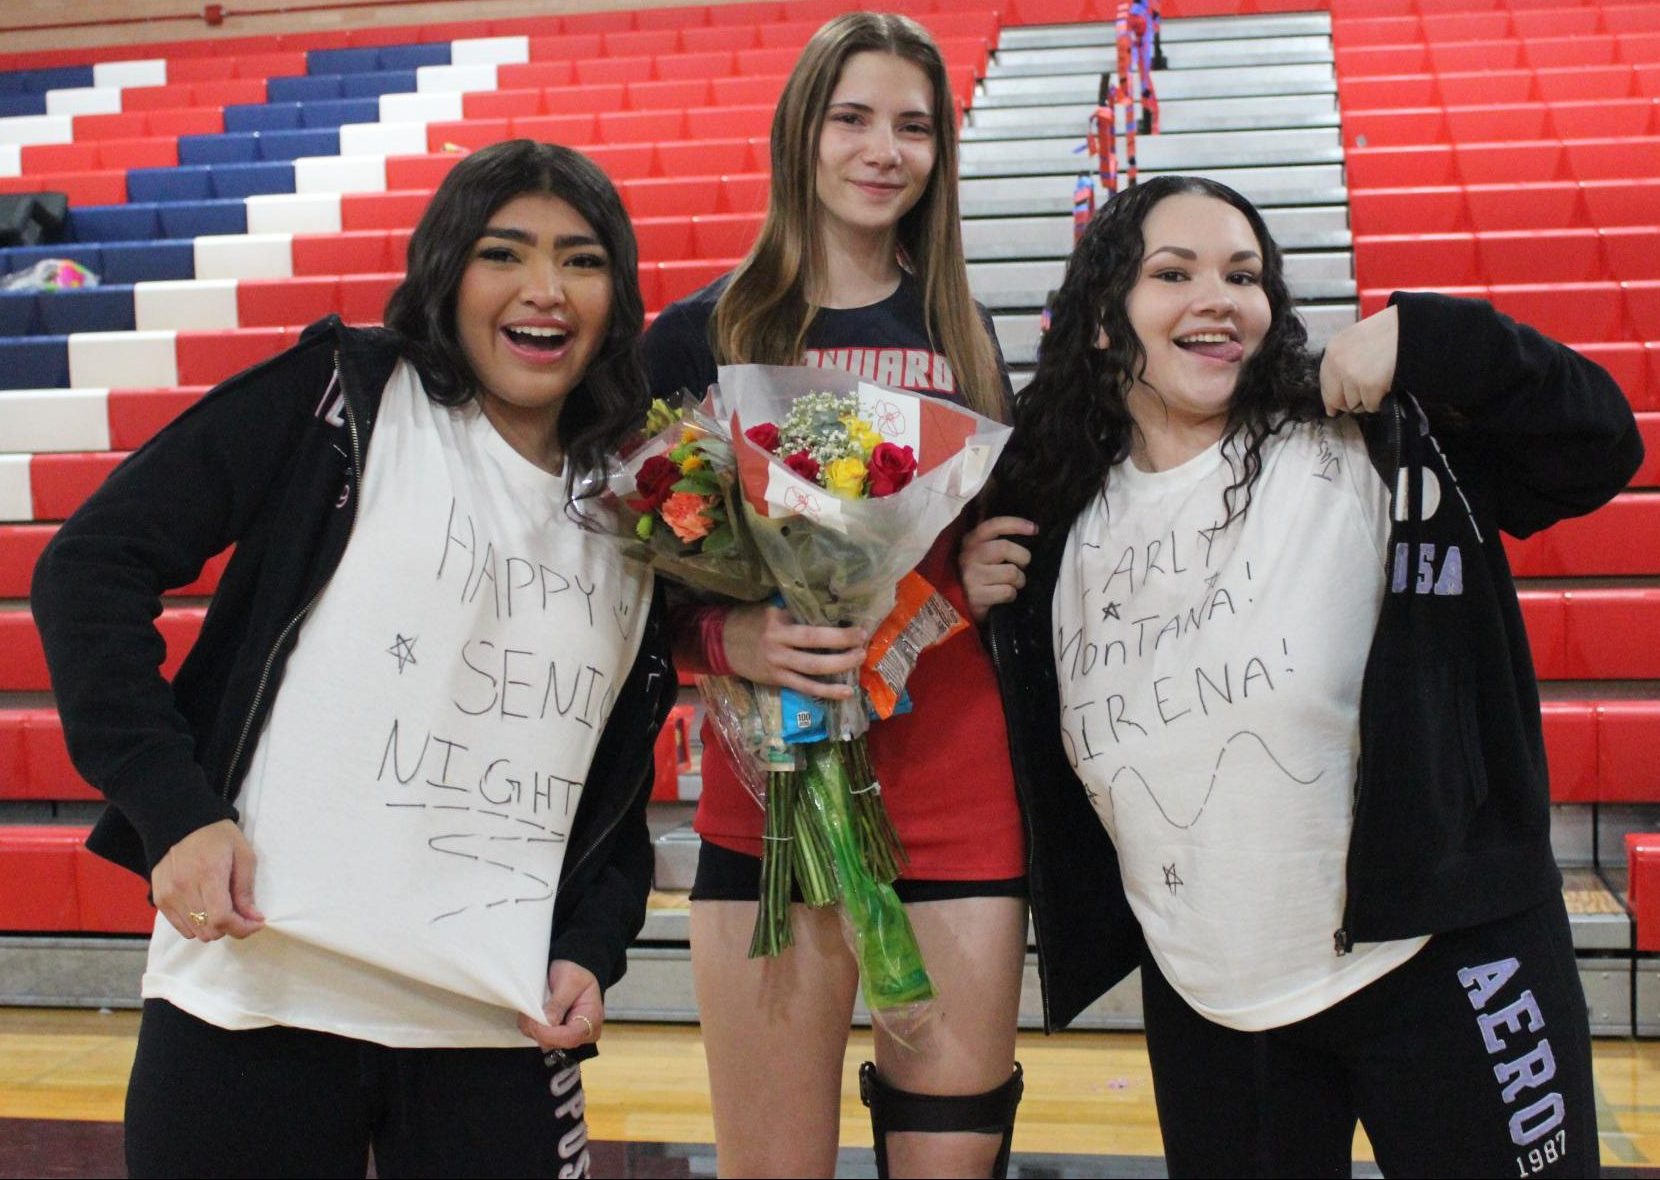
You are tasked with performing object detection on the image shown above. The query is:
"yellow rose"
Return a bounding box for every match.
[824,456,868,499]
[680,453,705,473]
[843,416,884,457]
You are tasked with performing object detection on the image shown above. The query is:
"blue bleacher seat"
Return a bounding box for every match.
[267,74,347,104]
[0,76,25,95]
[127,166,213,204]
[178,133,260,166]
[100,240,193,284]
[225,103,303,133]
[208,161,294,200]
[299,98,381,129]
[258,128,340,162]
[341,71,418,100]
[0,294,41,336]
[377,44,451,71]
[158,199,246,239]
[7,244,102,274]
[22,66,95,93]
[307,47,384,75]
[0,94,46,117]
[37,285,134,335]
[68,205,162,244]
[0,336,69,389]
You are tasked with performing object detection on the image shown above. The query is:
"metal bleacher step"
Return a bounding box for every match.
[987,34,1336,78]
[975,61,1337,107]
[993,12,1333,52]
[965,93,1341,139]
[969,254,1356,313]
[961,126,1345,176]
[962,206,1351,258]
[960,164,1350,217]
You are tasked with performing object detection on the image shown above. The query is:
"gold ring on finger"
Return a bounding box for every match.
[188,910,208,926]
[574,1014,595,1042]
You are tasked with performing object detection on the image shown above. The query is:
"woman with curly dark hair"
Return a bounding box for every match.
[32,140,674,1178]
[964,175,1640,1177]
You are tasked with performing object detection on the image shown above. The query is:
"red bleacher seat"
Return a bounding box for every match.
[0,827,81,931]
[650,703,695,803]
[623,175,723,218]
[1605,704,1660,806]
[1542,701,1597,803]
[338,275,401,326]
[1477,228,1604,284]
[28,453,123,524]
[1506,495,1660,577]
[1486,282,1626,341]
[342,192,433,232]
[430,118,514,153]
[293,231,397,276]
[654,138,759,177]
[680,26,756,53]
[1626,833,1660,950]
[237,278,338,328]
[692,213,763,259]
[1465,181,1585,231]
[175,328,297,386]
[107,388,208,450]
[1440,69,1538,106]
[634,218,696,264]
[385,154,462,191]
[1354,234,1481,289]
[719,174,770,213]
[1601,228,1660,282]
[75,847,155,932]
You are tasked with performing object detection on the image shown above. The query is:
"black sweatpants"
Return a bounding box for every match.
[1141,896,1598,1179]
[125,1000,592,1179]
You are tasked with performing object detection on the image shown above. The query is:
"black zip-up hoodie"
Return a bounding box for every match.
[987,293,1645,1032]
[30,316,675,993]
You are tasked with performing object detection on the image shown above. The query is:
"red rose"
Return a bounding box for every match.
[866,442,917,497]
[782,449,821,483]
[628,454,680,512]
[745,422,781,452]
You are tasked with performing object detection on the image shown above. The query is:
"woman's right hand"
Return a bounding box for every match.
[720,604,866,700]
[960,516,1038,622]
[151,819,265,942]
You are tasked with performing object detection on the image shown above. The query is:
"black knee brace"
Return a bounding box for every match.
[858,1060,1024,1179]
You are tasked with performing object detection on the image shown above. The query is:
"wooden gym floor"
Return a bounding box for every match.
[5,1007,1660,1177]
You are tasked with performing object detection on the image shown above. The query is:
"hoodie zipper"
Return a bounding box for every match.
[1334,398,1405,957]
[220,354,363,798]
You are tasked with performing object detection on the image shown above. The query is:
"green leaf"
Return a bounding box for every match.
[701,524,735,554]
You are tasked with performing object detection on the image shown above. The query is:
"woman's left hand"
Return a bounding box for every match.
[1320,305,1398,416]
[519,959,604,1051]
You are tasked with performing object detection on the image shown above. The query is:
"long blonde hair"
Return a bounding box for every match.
[710,12,1007,423]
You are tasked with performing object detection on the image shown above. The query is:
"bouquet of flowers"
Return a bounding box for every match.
[705,363,1011,1028]
[604,397,774,604]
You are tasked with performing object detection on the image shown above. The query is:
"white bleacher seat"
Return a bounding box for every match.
[0,390,110,454]
[294,153,386,195]
[91,60,167,88]
[449,37,531,66]
[194,233,293,281]
[379,91,463,125]
[134,280,239,332]
[0,115,74,147]
[246,193,342,235]
[43,88,123,117]
[415,63,499,95]
[0,454,32,524]
[339,121,427,157]
[67,330,178,389]
[0,145,19,179]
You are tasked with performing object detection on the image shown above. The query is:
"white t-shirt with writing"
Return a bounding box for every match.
[1053,416,1427,1031]
[144,360,652,1047]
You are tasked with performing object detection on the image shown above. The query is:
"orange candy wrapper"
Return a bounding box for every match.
[859,572,967,721]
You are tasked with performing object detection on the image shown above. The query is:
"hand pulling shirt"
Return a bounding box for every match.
[1052,417,1426,1031]
[144,360,652,1047]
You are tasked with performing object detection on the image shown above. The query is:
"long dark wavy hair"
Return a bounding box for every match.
[999,176,1320,533]
[384,139,647,505]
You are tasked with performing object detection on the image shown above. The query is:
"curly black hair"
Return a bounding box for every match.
[998,175,1321,533]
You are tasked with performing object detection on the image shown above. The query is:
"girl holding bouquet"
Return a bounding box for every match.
[975,175,1639,1176]
[642,13,1026,1179]
[32,140,674,1178]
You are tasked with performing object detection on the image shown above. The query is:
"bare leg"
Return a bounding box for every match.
[690,900,860,1178]
[872,896,1028,1179]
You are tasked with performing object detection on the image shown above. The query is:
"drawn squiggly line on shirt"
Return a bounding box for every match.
[1106,729,1323,831]
[382,802,563,921]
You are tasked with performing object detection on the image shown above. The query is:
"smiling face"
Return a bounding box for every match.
[455,192,613,468]
[813,50,937,252]
[1119,192,1273,456]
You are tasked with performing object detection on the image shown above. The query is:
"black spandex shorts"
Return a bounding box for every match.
[689,838,1026,904]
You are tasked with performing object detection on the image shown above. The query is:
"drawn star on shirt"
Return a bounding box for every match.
[1163,864,1183,895]
[388,634,418,673]
[1101,601,1121,621]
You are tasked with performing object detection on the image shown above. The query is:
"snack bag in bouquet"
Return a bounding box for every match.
[599,397,775,605]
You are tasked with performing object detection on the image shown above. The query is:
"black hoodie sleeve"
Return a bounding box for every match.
[548,590,675,992]
[30,335,337,870]
[1388,291,1644,538]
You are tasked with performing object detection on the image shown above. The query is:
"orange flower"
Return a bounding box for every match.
[660,492,715,543]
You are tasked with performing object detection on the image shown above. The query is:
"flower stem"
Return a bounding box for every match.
[748,770,796,958]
